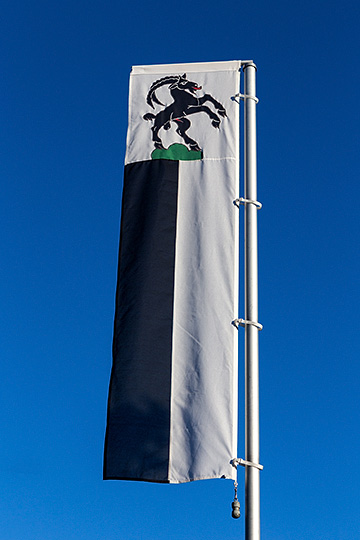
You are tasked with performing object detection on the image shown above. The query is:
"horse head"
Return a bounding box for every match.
[145,74,202,108]
[169,74,202,95]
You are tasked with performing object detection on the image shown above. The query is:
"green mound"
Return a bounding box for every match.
[151,143,202,161]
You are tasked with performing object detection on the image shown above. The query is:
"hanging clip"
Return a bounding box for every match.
[231,458,263,471]
[234,197,262,209]
[232,318,263,331]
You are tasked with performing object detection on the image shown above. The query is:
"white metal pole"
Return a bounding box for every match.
[243,62,260,540]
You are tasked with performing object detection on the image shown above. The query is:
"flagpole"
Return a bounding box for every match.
[243,62,261,540]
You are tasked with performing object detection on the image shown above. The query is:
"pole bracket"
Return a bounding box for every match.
[231,458,263,471]
[232,318,263,331]
[234,197,262,209]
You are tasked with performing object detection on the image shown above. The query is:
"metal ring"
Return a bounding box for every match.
[234,197,262,209]
[233,92,259,104]
[232,318,263,331]
[231,458,263,471]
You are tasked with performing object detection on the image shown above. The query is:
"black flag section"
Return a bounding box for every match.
[104,159,179,482]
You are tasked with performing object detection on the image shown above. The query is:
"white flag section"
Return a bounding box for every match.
[104,61,241,483]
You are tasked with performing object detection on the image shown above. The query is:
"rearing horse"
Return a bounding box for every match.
[143,74,227,152]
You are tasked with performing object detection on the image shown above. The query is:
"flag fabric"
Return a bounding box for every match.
[104,61,241,484]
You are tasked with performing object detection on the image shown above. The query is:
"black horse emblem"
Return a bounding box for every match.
[143,73,227,153]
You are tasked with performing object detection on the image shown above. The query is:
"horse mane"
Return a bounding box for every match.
[146,75,185,108]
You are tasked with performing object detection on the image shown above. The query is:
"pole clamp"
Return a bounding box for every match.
[232,318,263,331]
[234,197,262,209]
[231,458,263,471]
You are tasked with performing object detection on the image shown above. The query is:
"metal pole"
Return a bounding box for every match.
[243,62,260,540]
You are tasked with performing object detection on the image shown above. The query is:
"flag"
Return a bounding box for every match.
[104,61,241,483]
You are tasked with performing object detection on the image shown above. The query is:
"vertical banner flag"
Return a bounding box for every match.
[104,61,241,483]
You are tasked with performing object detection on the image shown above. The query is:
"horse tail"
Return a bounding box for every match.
[143,113,156,121]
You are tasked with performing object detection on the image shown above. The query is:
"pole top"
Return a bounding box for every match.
[242,61,257,71]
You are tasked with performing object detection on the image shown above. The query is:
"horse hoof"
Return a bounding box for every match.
[154,143,165,150]
[218,109,227,117]
[190,144,201,152]
[212,120,220,128]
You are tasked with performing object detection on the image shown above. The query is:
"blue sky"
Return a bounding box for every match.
[2,1,360,539]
